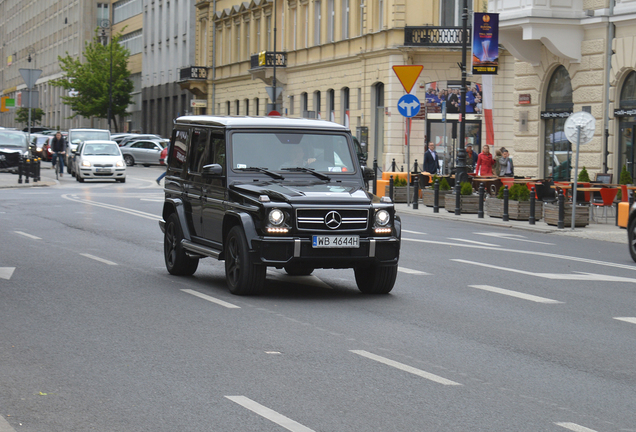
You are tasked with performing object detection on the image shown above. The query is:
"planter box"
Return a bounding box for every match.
[485,198,543,221]
[544,203,589,227]
[421,188,451,207]
[443,193,480,214]
[385,185,408,203]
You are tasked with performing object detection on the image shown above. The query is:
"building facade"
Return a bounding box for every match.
[141,0,197,138]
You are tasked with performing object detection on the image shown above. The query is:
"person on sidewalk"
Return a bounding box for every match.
[497,148,514,177]
[424,142,439,174]
[50,131,66,177]
[156,146,168,185]
[475,144,495,176]
[465,144,478,173]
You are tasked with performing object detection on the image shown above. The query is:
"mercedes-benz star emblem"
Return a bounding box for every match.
[325,211,342,229]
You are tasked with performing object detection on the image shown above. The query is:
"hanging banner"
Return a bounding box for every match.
[472,12,499,75]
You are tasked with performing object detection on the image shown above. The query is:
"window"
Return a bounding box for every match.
[267,16,272,50]
[246,21,250,57]
[292,7,297,50]
[302,92,308,112]
[236,23,241,60]
[189,129,211,174]
[170,129,189,171]
[543,65,573,181]
[255,97,260,116]
[119,30,143,55]
[256,19,261,52]
[227,26,232,63]
[341,87,350,125]
[245,98,250,115]
[304,4,309,47]
[314,0,321,46]
[200,19,208,65]
[328,89,335,121]
[342,0,349,40]
[113,0,142,24]
[359,0,364,36]
[226,101,231,114]
[377,0,383,30]
[235,100,240,115]
[440,0,473,27]
[314,91,321,118]
[328,0,334,42]
[290,95,294,115]
[97,3,109,27]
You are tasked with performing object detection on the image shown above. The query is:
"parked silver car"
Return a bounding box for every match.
[120,139,166,166]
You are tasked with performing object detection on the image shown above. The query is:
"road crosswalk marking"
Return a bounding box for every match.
[350,350,462,386]
[225,396,315,432]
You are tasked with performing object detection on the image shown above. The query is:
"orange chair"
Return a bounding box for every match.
[500,177,514,189]
[592,187,618,223]
[621,184,629,203]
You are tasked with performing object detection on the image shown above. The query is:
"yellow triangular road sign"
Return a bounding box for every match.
[392,65,423,94]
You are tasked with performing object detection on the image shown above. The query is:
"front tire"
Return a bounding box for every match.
[225,226,266,295]
[629,218,636,262]
[124,155,135,166]
[354,264,397,294]
[164,213,199,276]
[77,174,84,183]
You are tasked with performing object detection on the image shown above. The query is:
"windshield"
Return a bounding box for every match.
[70,131,110,144]
[0,132,28,149]
[83,143,120,156]
[230,131,355,174]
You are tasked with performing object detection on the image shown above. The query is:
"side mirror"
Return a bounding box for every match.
[202,163,223,176]
[363,166,375,182]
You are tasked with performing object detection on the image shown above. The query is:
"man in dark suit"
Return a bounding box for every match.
[424,142,439,174]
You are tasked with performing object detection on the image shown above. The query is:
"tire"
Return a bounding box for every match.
[124,155,135,166]
[164,213,199,276]
[629,217,636,262]
[354,264,398,294]
[77,174,84,183]
[143,164,150,167]
[284,265,314,276]
[225,226,266,295]
[66,162,71,174]
[117,178,126,183]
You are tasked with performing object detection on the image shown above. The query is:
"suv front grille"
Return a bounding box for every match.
[296,209,369,232]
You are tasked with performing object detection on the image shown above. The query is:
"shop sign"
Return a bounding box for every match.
[190,99,207,108]
[541,111,571,119]
[519,94,531,105]
[614,108,636,117]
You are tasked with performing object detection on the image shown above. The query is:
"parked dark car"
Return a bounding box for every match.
[159,116,399,295]
[0,130,29,173]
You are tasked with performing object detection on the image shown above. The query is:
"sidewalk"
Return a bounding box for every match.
[0,171,627,244]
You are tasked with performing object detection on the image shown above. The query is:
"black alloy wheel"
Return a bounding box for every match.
[225,226,266,295]
[164,213,199,276]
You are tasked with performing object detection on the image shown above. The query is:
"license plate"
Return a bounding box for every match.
[96,168,111,173]
[312,235,359,248]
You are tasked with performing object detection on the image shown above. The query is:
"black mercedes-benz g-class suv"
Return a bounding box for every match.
[159,116,400,295]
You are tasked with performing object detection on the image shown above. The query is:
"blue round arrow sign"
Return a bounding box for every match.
[397,94,421,118]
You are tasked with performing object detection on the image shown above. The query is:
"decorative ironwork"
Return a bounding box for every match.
[250,52,287,69]
[404,26,470,47]
[179,66,208,81]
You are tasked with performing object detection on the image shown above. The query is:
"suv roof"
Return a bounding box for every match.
[175,115,349,131]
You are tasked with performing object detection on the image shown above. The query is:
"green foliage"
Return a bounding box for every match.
[51,29,134,131]
[393,176,407,187]
[15,108,45,126]
[460,181,473,195]
[439,177,451,191]
[577,166,590,182]
[496,183,530,201]
[620,164,633,185]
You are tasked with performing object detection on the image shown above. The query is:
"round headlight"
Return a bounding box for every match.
[375,209,390,226]
[268,209,285,226]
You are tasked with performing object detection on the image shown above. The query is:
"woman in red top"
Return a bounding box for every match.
[475,144,495,176]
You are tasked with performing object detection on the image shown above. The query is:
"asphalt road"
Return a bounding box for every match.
[0,166,635,432]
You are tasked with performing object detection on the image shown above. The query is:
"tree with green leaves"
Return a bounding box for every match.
[15,108,45,127]
[51,29,134,132]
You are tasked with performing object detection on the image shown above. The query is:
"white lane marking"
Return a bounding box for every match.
[79,253,118,266]
[555,422,598,432]
[350,350,462,386]
[0,415,17,432]
[14,231,41,240]
[62,194,161,221]
[398,267,431,275]
[267,270,333,289]
[130,177,163,189]
[0,267,15,280]
[225,396,315,432]
[448,237,499,247]
[403,236,636,271]
[140,198,164,202]
[181,289,240,309]
[468,285,563,304]
[614,317,636,325]
[402,229,426,235]
[475,232,555,245]
[452,259,636,283]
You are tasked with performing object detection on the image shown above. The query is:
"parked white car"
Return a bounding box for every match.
[74,140,126,183]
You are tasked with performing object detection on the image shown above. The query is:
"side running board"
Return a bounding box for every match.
[181,240,221,259]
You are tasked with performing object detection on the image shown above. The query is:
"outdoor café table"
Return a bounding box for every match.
[470,176,501,195]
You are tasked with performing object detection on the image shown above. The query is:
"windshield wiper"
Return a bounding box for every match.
[281,167,331,181]
[235,166,285,180]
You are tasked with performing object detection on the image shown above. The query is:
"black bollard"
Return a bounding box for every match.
[24,159,30,184]
[433,179,440,213]
[18,159,23,184]
[529,187,536,225]
[413,175,419,209]
[478,182,485,218]
[33,159,39,182]
[454,182,461,216]
[389,175,394,201]
[502,185,509,221]
[372,159,378,195]
[414,159,419,172]
[557,190,565,229]
[401,165,404,172]
[391,158,397,172]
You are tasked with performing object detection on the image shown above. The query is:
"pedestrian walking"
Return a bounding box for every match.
[156,146,168,185]
[423,142,439,174]
[475,144,495,176]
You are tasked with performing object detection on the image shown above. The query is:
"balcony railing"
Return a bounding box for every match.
[179,66,208,81]
[250,52,287,69]
[404,26,471,47]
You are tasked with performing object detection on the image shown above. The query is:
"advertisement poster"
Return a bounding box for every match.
[471,12,499,75]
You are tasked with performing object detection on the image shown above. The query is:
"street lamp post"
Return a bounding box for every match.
[101,20,113,132]
[454,0,469,215]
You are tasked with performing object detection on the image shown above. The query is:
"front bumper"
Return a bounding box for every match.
[251,235,400,268]
[79,167,126,179]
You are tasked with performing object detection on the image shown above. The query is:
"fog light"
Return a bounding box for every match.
[374,227,392,234]
[266,227,289,234]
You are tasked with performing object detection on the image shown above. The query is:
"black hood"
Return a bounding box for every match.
[231,180,372,205]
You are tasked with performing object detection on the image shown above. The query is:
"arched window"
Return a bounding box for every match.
[542,66,573,180]
[620,71,636,109]
[617,71,636,179]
